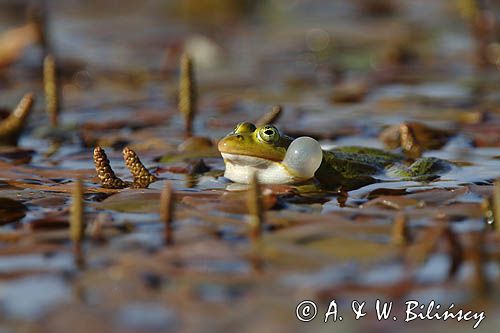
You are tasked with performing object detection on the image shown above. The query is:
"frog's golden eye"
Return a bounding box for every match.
[233,122,256,134]
[257,125,280,143]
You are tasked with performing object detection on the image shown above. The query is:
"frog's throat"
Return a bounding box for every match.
[221,153,309,184]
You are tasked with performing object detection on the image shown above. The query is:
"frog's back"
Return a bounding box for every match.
[314,145,453,190]
[314,146,404,189]
[331,146,403,166]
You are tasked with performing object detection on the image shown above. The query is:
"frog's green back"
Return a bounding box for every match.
[314,146,404,189]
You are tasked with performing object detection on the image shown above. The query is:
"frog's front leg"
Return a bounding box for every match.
[387,157,453,182]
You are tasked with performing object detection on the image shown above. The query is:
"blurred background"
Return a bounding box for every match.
[0,1,499,333]
[1,0,498,110]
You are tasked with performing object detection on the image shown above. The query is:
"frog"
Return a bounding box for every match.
[217,122,453,190]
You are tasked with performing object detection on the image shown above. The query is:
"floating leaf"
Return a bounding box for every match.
[0,197,27,225]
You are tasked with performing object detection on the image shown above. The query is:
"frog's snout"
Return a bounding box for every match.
[218,134,241,152]
[282,137,323,179]
[217,138,226,153]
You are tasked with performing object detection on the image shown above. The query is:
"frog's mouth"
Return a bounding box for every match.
[220,153,280,168]
[220,153,296,184]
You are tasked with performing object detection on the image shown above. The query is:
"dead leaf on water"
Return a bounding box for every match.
[0,197,27,225]
[362,195,423,210]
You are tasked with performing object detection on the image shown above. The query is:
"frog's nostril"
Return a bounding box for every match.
[236,135,243,140]
[218,139,227,150]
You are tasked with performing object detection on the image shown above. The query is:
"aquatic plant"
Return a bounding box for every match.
[70,178,85,268]
[93,147,128,189]
[0,93,34,146]
[160,181,174,245]
[247,172,264,241]
[123,147,157,188]
[178,53,197,138]
[256,105,282,127]
[43,54,60,127]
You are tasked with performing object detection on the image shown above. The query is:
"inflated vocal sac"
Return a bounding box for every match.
[282,136,323,179]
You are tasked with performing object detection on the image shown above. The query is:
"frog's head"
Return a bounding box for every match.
[218,122,323,184]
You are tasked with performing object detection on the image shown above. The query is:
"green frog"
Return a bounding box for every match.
[218,122,453,190]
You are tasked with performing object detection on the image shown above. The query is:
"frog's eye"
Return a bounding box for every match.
[257,125,280,143]
[233,122,256,134]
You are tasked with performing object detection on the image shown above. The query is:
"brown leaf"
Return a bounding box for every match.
[0,24,38,69]
[379,121,453,151]
[0,197,27,225]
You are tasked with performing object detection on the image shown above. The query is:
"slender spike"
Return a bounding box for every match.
[123,147,157,188]
[256,105,283,127]
[457,0,494,69]
[70,178,85,268]
[391,212,408,245]
[481,197,494,228]
[399,122,422,158]
[93,147,128,189]
[43,54,60,127]
[160,181,174,245]
[469,231,488,296]
[443,226,463,278]
[493,179,500,232]
[178,53,197,138]
[470,0,493,69]
[0,93,35,145]
[457,0,479,19]
[247,172,264,241]
[407,222,446,264]
[26,1,49,54]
